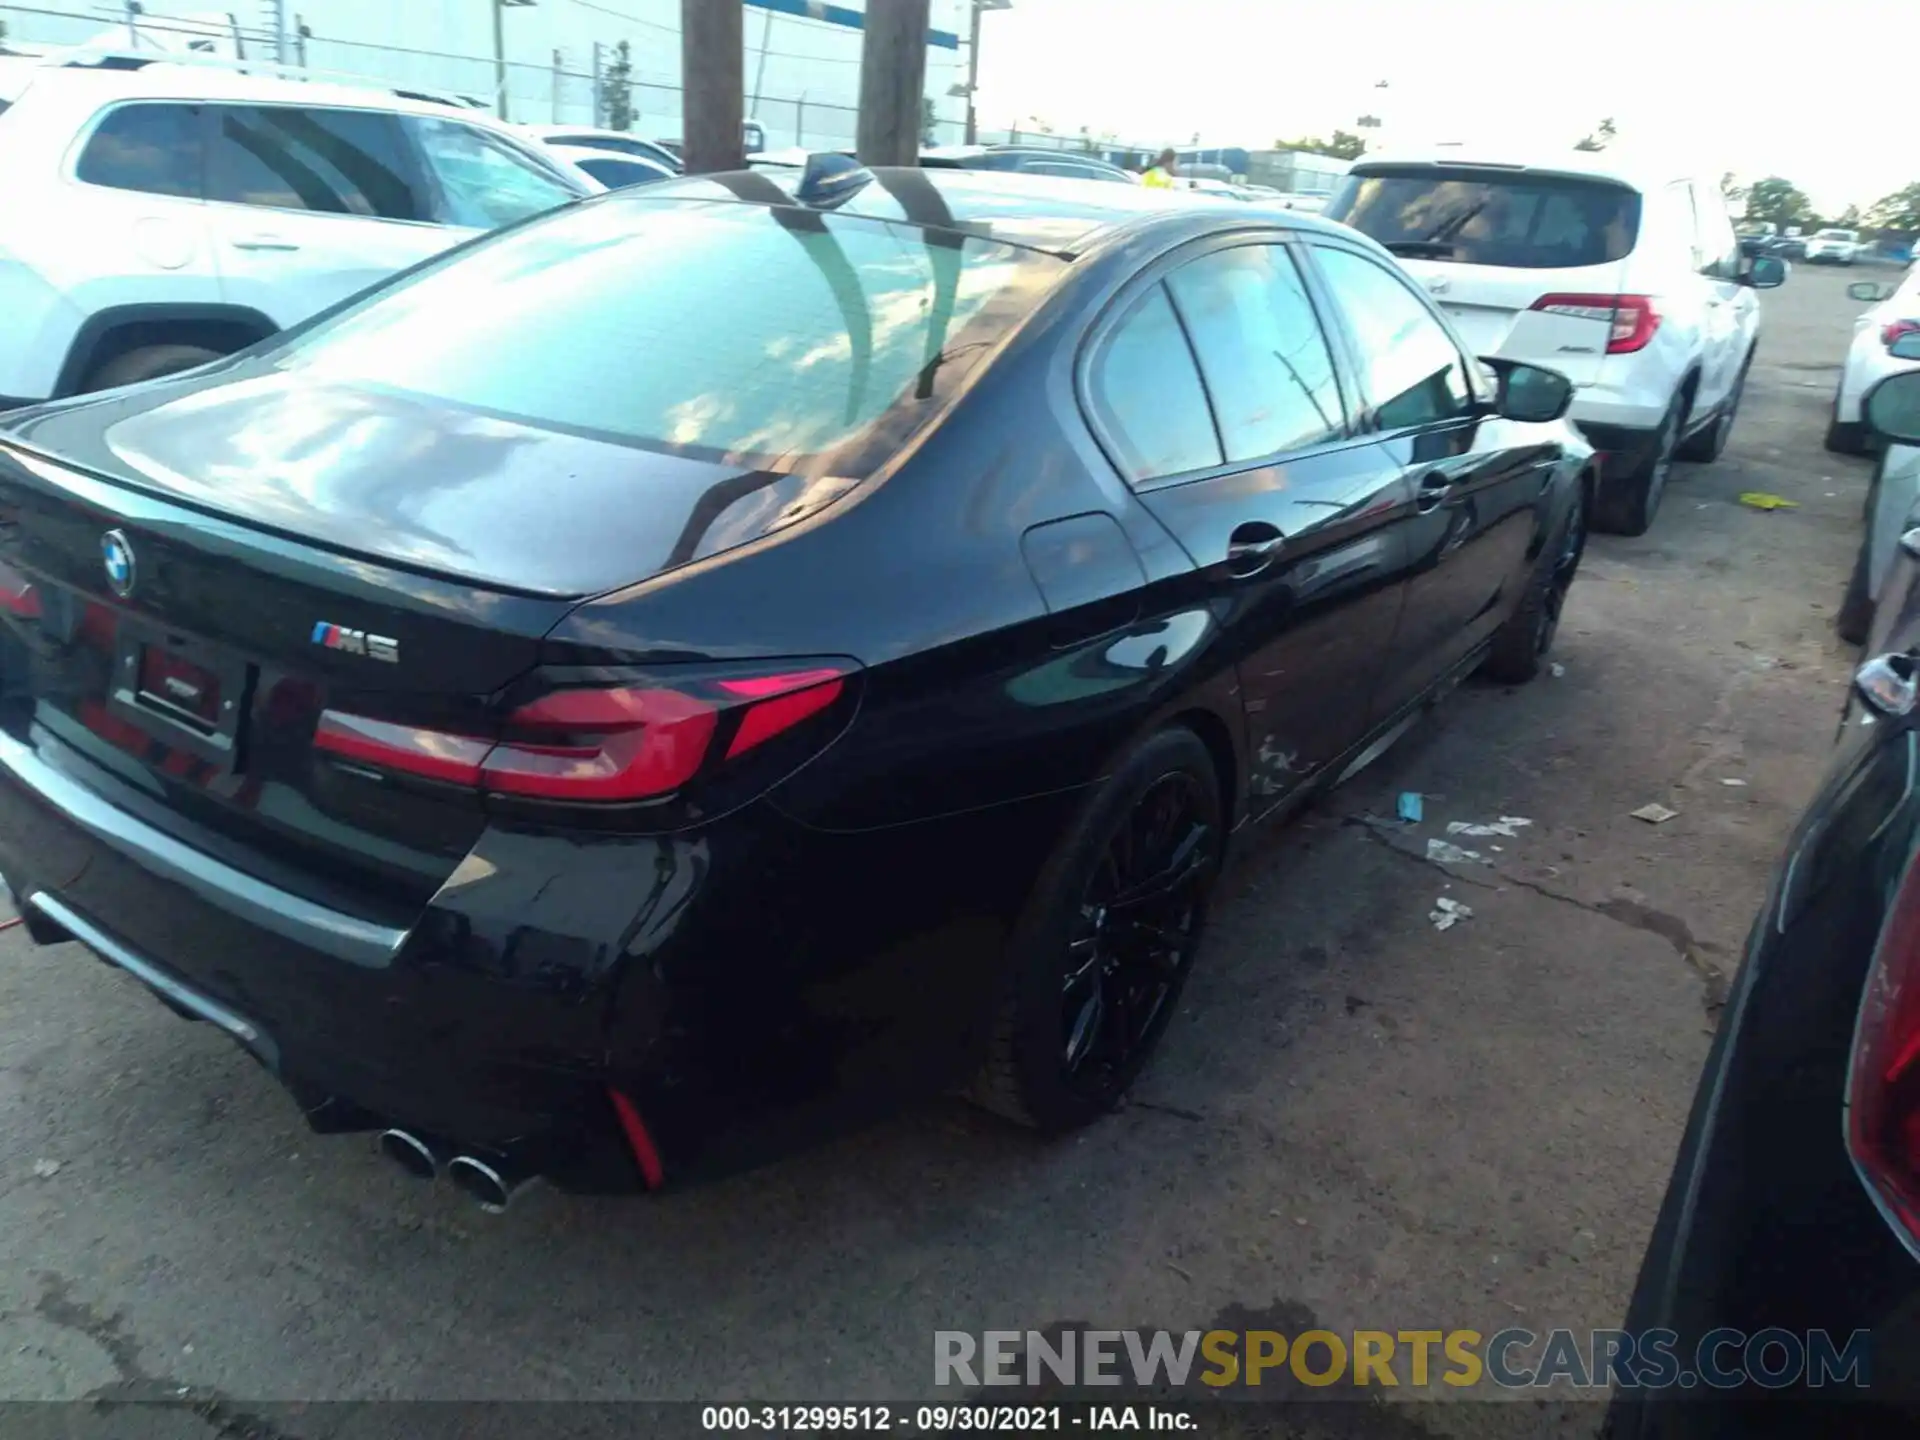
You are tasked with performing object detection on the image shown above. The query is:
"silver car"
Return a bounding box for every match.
[1841,329,1920,643]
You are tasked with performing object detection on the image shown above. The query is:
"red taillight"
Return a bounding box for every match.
[1883,320,1920,350]
[313,663,853,804]
[1847,844,1920,1246]
[1531,293,1661,354]
[0,558,41,619]
[608,1087,666,1190]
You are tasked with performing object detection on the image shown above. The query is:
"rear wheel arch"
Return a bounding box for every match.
[55,304,280,397]
[1166,704,1242,837]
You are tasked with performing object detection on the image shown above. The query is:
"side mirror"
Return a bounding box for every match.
[1864,371,1920,445]
[1851,280,1894,303]
[1743,255,1787,289]
[1483,358,1574,423]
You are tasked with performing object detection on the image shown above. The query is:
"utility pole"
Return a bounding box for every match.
[680,0,743,176]
[856,0,929,167]
[124,1,141,47]
[961,0,1009,146]
[551,48,562,123]
[492,0,536,122]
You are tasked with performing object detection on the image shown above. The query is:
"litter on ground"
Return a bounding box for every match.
[1430,896,1473,931]
[1447,816,1533,838]
[1720,778,1748,787]
[1397,791,1424,823]
[1631,803,1679,824]
[1550,662,1566,678]
[1738,492,1799,512]
[1427,839,1489,866]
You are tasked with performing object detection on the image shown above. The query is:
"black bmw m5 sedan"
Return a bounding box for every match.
[0,161,1593,1205]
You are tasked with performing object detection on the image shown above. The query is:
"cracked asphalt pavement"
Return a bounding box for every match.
[0,265,1882,1434]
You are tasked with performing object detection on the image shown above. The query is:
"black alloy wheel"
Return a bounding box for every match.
[972,727,1223,1132]
[1060,769,1214,1093]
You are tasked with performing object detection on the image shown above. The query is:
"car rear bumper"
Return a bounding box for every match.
[0,707,1071,1190]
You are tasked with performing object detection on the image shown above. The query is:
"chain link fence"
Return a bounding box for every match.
[0,2,970,149]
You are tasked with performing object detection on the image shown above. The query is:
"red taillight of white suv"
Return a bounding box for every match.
[1846,843,1920,1252]
[1529,293,1661,354]
[1883,320,1920,351]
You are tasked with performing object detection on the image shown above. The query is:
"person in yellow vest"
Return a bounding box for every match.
[1141,149,1178,189]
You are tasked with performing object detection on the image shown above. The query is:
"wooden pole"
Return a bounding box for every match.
[856,0,929,168]
[681,0,744,176]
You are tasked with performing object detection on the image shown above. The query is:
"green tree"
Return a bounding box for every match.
[1866,183,1920,234]
[603,40,634,132]
[1720,172,1746,209]
[1573,116,1617,152]
[1743,175,1814,229]
[922,96,938,146]
[1276,132,1365,160]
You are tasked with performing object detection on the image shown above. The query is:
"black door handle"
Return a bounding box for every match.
[1415,471,1455,512]
[1226,521,1284,577]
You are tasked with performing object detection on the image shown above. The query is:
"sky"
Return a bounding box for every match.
[975,0,1914,214]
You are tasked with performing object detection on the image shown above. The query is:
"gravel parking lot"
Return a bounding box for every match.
[0,265,1881,1431]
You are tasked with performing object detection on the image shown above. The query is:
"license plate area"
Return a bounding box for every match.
[109,623,253,770]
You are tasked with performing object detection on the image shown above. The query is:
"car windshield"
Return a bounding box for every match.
[1325,168,1641,268]
[274,195,1061,472]
[1818,229,1858,241]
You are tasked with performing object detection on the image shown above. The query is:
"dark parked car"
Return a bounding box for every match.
[0,162,1593,1208]
[921,144,1137,183]
[1607,374,1920,1438]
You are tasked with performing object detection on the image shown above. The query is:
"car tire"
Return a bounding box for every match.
[80,344,222,394]
[1483,486,1588,684]
[1826,391,1873,456]
[969,726,1223,1133]
[1594,392,1684,537]
[1837,537,1875,646]
[1676,354,1751,464]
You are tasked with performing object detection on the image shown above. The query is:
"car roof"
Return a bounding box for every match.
[616,164,1362,257]
[13,57,510,123]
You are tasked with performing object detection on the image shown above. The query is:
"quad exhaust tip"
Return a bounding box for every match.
[375,1128,440,1181]
[446,1155,523,1213]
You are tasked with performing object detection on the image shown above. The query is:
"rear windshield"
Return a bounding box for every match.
[276,195,1060,470]
[1325,168,1641,269]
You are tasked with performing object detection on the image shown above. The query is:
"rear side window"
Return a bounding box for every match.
[1088,285,1224,482]
[1164,244,1344,460]
[1313,247,1471,430]
[575,156,667,189]
[207,105,422,220]
[75,103,204,199]
[278,199,1060,468]
[1326,168,1641,269]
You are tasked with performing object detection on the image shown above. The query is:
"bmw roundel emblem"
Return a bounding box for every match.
[101,529,136,599]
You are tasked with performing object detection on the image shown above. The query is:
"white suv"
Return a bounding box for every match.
[1325,150,1785,534]
[0,59,592,406]
[1805,228,1862,266]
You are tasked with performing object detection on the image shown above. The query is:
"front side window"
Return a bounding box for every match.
[407,116,580,229]
[75,102,203,198]
[1087,284,1224,483]
[276,198,1060,470]
[1164,244,1343,461]
[1313,247,1471,430]
[207,105,422,220]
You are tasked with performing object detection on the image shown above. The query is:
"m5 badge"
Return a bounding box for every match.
[311,621,399,663]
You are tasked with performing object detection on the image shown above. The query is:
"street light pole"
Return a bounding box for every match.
[962,0,1009,147]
